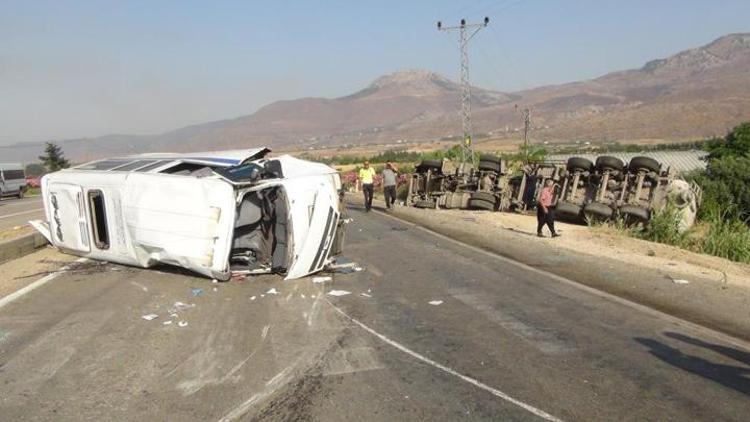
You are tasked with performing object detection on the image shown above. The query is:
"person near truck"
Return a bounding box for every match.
[358,161,376,212]
[537,179,560,238]
[382,162,398,209]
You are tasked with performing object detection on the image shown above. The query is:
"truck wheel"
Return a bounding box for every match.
[467,198,495,211]
[566,157,594,173]
[555,201,582,217]
[628,156,660,173]
[584,202,613,219]
[414,199,435,209]
[471,192,497,203]
[619,205,649,223]
[595,156,624,172]
[416,159,442,174]
[18,189,24,199]
[478,160,501,173]
[479,154,502,164]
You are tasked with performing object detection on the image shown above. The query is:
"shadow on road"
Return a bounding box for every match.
[635,333,750,396]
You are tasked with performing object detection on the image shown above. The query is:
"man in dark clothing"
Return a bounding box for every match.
[382,162,398,209]
[537,179,560,238]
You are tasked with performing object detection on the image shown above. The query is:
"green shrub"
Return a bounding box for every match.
[638,205,686,246]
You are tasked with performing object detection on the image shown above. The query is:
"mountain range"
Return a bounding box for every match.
[2,33,749,163]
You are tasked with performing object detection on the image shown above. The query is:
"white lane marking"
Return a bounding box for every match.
[0,208,44,219]
[326,299,564,422]
[372,208,750,352]
[0,258,87,310]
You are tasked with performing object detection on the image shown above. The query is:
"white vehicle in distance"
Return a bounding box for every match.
[0,163,28,199]
[30,148,346,280]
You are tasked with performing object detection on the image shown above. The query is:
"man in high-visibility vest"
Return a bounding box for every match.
[358,161,376,212]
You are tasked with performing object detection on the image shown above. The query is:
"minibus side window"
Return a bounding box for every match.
[87,190,110,250]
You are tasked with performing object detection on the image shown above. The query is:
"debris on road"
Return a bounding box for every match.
[266,288,279,295]
[360,292,372,298]
[671,277,690,284]
[178,321,188,327]
[312,276,332,283]
[428,300,444,306]
[191,288,204,297]
[213,287,218,292]
[250,296,257,301]
[327,290,351,297]
[141,314,159,321]
[130,281,148,292]
[162,320,172,325]
[212,279,218,284]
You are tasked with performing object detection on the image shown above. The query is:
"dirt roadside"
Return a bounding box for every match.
[347,193,750,342]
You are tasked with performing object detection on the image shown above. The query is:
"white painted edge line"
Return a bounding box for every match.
[326,299,564,421]
[373,208,750,352]
[0,257,87,310]
[0,208,44,220]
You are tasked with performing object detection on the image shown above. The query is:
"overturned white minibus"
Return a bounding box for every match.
[31,148,346,280]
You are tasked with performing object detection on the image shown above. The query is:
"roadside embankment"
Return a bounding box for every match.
[345,193,750,342]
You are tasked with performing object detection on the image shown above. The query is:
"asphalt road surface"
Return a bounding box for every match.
[0,196,44,232]
[0,205,748,421]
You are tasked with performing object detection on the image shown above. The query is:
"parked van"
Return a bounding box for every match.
[31,148,346,280]
[0,163,27,199]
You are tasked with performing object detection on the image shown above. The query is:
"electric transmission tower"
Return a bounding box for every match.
[517,105,532,164]
[437,16,489,170]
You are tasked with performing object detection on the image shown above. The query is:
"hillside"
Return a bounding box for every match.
[2,33,749,163]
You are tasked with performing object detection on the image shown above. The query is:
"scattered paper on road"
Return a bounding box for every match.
[327,290,351,297]
[178,321,188,327]
[266,288,279,295]
[162,320,172,325]
[360,292,372,298]
[428,300,443,306]
[142,314,158,321]
[191,288,203,296]
[312,276,332,283]
[672,278,690,284]
[250,296,257,301]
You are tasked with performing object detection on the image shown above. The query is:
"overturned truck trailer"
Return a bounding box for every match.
[31,148,346,280]
[408,154,701,230]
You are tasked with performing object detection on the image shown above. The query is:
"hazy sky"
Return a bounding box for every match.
[1,0,748,145]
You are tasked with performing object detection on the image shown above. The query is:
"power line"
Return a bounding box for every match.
[437,17,490,170]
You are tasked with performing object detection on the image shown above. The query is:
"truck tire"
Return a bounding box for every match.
[595,156,624,172]
[619,205,649,222]
[555,201,582,217]
[567,157,594,173]
[416,159,442,174]
[414,199,435,209]
[479,154,502,164]
[17,188,24,199]
[471,192,497,203]
[584,202,614,219]
[478,160,501,173]
[628,156,660,173]
[467,198,495,211]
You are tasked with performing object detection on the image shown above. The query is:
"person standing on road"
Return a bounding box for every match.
[382,162,398,209]
[537,179,560,238]
[358,161,376,212]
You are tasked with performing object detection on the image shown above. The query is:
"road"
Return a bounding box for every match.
[0,205,748,421]
[0,196,44,232]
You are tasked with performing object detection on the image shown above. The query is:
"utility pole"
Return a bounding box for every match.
[437,17,489,171]
[515,104,532,164]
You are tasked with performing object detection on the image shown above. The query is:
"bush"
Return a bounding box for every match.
[638,205,686,246]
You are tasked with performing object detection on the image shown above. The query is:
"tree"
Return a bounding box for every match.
[38,142,70,171]
[695,122,750,221]
[24,163,46,176]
